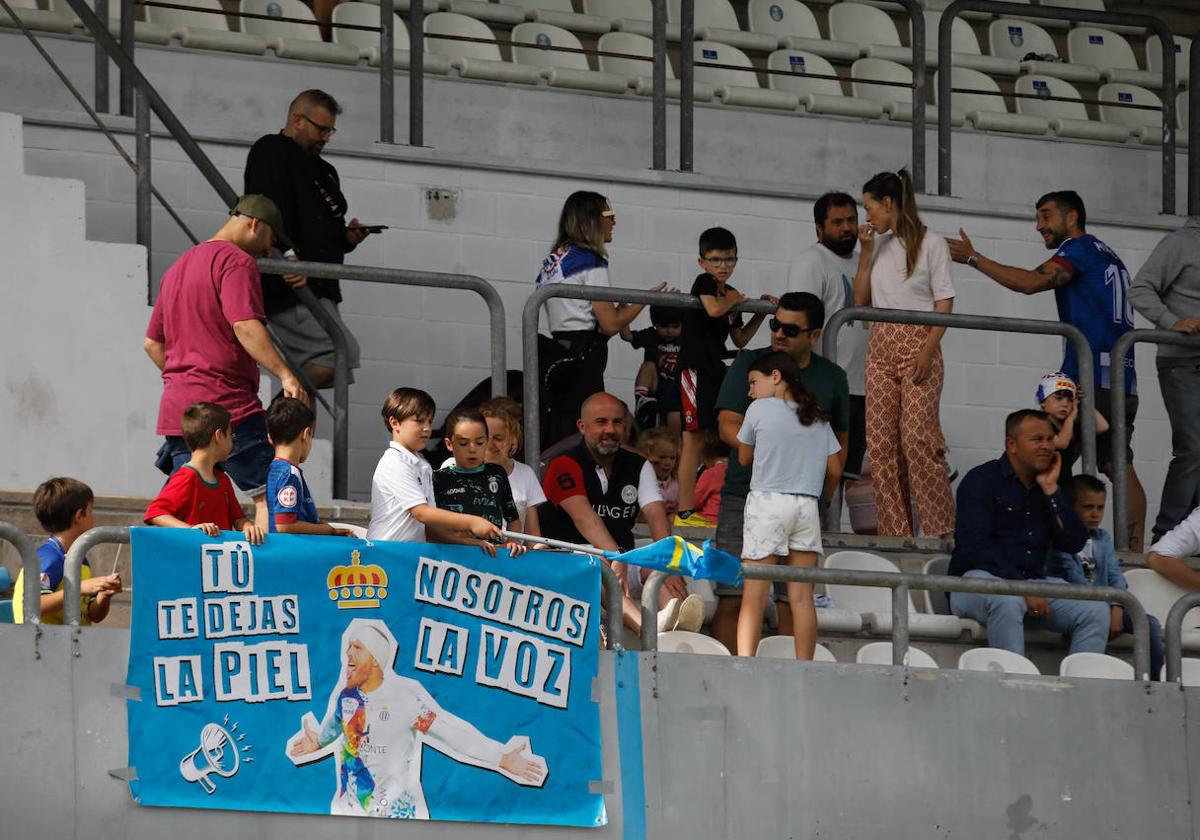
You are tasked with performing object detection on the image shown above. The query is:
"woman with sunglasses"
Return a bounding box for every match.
[536,191,666,445]
[853,169,956,538]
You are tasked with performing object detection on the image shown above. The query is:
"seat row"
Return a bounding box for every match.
[659,632,1198,683]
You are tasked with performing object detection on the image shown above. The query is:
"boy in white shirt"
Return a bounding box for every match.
[366,388,504,548]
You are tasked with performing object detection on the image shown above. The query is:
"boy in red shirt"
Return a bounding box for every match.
[145,402,265,544]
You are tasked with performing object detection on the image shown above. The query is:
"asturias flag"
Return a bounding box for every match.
[603,536,743,586]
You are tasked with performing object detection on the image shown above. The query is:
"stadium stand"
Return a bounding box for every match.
[441,0,527,26]
[851,57,965,124]
[766,50,885,118]
[0,0,75,33]
[1068,26,1164,89]
[746,0,859,62]
[1035,0,1141,36]
[1146,34,1190,88]
[1014,73,1132,142]
[49,0,171,42]
[585,0,681,41]
[1124,568,1200,649]
[692,40,800,109]
[658,630,733,655]
[756,636,837,660]
[424,11,542,82]
[1170,658,1200,686]
[916,11,1019,76]
[823,551,967,639]
[510,0,614,35]
[511,22,630,92]
[597,31,716,98]
[934,66,1049,135]
[1098,82,1166,145]
[957,647,1041,675]
[856,641,939,668]
[239,0,361,63]
[670,0,777,54]
[987,18,1102,84]
[147,0,267,55]
[828,2,911,64]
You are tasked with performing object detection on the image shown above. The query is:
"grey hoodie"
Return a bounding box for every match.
[1129,217,1200,368]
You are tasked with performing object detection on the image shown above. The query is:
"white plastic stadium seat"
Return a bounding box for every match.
[756,636,837,661]
[747,0,858,62]
[1147,35,1190,89]
[918,11,1018,76]
[922,0,1025,18]
[147,0,266,53]
[921,555,985,640]
[828,2,909,64]
[958,647,1040,675]
[512,22,629,91]
[1125,568,1200,649]
[1098,83,1165,145]
[0,0,76,34]
[50,0,171,42]
[987,18,1100,85]
[331,5,451,71]
[693,41,799,110]
[506,0,612,35]
[668,0,776,54]
[658,630,732,655]
[1059,651,1136,681]
[856,642,938,668]
[597,31,714,99]
[1164,658,1200,686]
[1068,27,1160,89]
[936,66,1048,135]
[1034,0,1141,36]
[240,0,361,63]
[424,12,542,83]
[767,51,883,118]
[440,0,526,26]
[823,551,966,638]
[586,0,680,41]
[1014,74,1131,142]
[851,58,964,124]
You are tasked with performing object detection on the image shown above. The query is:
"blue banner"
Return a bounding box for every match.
[125,527,605,827]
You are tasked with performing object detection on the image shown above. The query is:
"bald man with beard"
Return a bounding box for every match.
[539,393,702,635]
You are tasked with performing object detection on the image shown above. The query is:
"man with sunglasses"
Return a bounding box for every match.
[245,88,370,393]
[706,292,850,652]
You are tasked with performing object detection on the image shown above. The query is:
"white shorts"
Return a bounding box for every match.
[742,490,823,560]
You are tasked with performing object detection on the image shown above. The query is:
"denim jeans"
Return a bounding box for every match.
[950,570,1110,655]
[1154,364,1200,541]
[1122,610,1164,681]
[153,412,273,496]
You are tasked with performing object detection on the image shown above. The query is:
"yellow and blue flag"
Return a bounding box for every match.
[603,536,743,586]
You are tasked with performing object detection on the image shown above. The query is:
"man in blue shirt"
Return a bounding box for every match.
[947,190,1147,551]
[948,409,1109,656]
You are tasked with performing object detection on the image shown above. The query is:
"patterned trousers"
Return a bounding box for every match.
[864,323,956,537]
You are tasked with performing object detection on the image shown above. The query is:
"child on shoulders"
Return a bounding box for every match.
[1036,372,1109,473]
[144,402,264,544]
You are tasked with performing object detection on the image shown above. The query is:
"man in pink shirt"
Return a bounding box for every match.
[144,195,307,530]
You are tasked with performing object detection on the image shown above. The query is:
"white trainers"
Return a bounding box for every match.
[656,594,705,633]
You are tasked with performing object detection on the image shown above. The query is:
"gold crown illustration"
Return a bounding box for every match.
[327,550,387,610]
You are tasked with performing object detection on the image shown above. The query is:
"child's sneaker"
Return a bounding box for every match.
[634,394,659,430]
[657,597,682,632]
[673,510,712,528]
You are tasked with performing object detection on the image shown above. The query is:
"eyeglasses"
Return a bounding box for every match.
[301,114,337,137]
[703,256,738,267]
[769,318,813,338]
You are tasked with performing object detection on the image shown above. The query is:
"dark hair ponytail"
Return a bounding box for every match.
[748,352,830,427]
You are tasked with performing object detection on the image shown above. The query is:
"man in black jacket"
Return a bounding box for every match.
[245,89,370,391]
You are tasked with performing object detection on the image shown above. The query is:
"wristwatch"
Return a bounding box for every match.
[966,253,980,269]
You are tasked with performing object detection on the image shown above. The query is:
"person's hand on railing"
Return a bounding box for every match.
[1171,317,1200,334]
[760,293,780,306]
[81,573,122,598]
[345,217,370,248]
[280,372,310,407]
[609,560,631,596]
[1025,596,1052,619]
[282,251,307,289]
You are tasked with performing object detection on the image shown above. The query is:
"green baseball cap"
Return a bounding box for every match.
[230,194,292,251]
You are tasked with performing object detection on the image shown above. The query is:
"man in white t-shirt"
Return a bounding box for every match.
[288,619,547,819]
[789,192,867,479]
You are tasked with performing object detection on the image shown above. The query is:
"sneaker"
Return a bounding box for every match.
[635,394,659,430]
[657,598,682,633]
[673,511,712,528]
[673,594,704,633]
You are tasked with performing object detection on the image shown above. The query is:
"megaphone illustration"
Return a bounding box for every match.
[180,722,240,794]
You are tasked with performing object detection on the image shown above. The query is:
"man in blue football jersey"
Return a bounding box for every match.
[947,191,1146,551]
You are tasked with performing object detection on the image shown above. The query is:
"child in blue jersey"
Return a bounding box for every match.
[735,352,842,661]
[13,477,121,624]
[266,397,354,536]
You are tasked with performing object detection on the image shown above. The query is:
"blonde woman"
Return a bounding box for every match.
[537,190,666,445]
[853,170,955,538]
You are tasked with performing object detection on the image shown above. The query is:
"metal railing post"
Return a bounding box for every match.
[1165,592,1200,683]
[891,582,909,665]
[522,286,775,472]
[823,306,1098,477]
[651,0,667,171]
[1190,52,1200,216]
[63,526,130,627]
[0,522,41,626]
[898,0,924,194]
[118,0,133,116]
[409,0,424,147]
[136,86,151,289]
[600,563,626,650]
[679,0,693,172]
[938,1,1175,213]
[380,0,394,144]
[640,564,1152,678]
[1109,329,1200,550]
[94,0,108,113]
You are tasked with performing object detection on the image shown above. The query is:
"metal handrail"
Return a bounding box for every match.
[639,566,1153,679]
[59,525,626,646]
[521,284,776,471]
[1165,591,1200,683]
[1109,329,1200,550]
[0,522,41,626]
[937,0,1179,216]
[823,306,1099,476]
